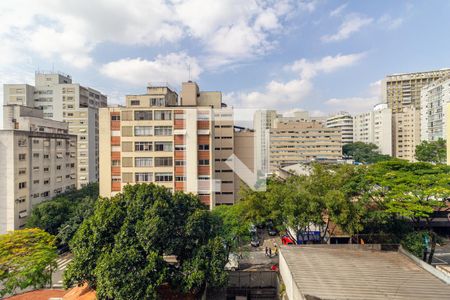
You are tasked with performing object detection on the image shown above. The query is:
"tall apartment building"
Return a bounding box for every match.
[382,69,450,161]
[269,120,342,172]
[99,81,253,207]
[326,112,353,144]
[253,110,278,175]
[353,104,392,155]
[420,77,450,141]
[0,105,77,233]
[4,72,107,188]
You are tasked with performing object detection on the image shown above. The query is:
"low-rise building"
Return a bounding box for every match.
[0,105,77,233]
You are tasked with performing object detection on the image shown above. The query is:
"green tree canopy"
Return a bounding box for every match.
[415,138,446,164]
[0,228,57,297]
[343,142,392,163]
[64,184,228,299]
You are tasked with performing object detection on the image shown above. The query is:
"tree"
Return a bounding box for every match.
[343,142,392,163]
[0,228,57,297]
[64,184,228,299]
[366,160,450,263]
[415,138,446,164]
[26,183,99,246]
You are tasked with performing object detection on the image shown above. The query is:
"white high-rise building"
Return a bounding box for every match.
[420,77,450,141]
[353,104,392,156]
[4,72,107,188]
[253,110,278,175]
[326,112,353,144]
[0,105,77,233]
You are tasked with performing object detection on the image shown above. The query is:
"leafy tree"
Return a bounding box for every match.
[366,160,450,262]
[415,138,446,164]
[0,228,57,297]
[26,183,99,246]
[64,184,228,299]
[343,142,392,163]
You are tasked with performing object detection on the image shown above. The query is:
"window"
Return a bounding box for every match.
[111,115,120,121]
[41,191,49,197]
[44,179,50,185]
[33,166,40,171]
[112,176,121,182]
[134,110,152,120]
[135,142,153,151]
[135,157,153,167]
[135,172,152,182]
[33,180,39,184]
[112,160,121,166]
[155,142,172,152]
[154,126,172,136]
[175,176,186,181]
[155,157,172,167]
[33,153,39,158]
[18,168,26,175]
[154,110,172,120]
[57,165,62,170]
[175,160,185,166]
[155,172,173,182]
[198,175,210,180]
[18,154,26,161]
[199,159,210,166]
[175,113,185,120]
[44,154,49,159]
[19,182,26,189]
[174,145,186,151]
[18,139,27,147]
[198,144,209,151]
[134,126,153,136]
[33,139,39,144]
[44,167,49,172]
[130,100,140,106]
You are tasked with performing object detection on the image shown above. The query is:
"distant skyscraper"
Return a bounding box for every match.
[326,112,353,145]
[4,72,107,188]
[382,69,450,161]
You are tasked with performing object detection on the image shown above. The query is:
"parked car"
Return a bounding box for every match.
[268,226,278,236]
[281,235,295,245]
[251,235,260,247]
[224,253,239,271]
[249,224,257,234]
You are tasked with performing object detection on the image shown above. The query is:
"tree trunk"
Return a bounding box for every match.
[427,230,436,264]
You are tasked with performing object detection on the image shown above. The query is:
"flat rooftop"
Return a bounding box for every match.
[280,245,450,300]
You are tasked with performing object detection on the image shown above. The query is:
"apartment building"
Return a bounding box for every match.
[99,81,252,207]
[253,110,278,175]
[382,69,450,160]
[326,112,353,144]
[353,104,392,155]
[420,77,450,141]
[269,120,342,172]
[4,72,107,188]
[0,105,77,233]
[392,106,420,161]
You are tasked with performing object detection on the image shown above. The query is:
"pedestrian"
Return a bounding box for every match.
[269,247,272,258]
[265,246,268,256]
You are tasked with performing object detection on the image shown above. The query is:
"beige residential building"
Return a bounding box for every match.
[0,105,77,233]
[326,112,353,144]
[382,69,450,160]
[99,81,254,207]
[392,106,420,161]
[4,72,107,188]
[269,120,342,172]
[353,103,392,155]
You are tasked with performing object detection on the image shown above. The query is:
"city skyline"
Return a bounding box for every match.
[2,0,450,129]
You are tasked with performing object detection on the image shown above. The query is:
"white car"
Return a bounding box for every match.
[224,253,239,271]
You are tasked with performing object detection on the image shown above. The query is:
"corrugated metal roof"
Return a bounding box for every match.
[280,245,450,299]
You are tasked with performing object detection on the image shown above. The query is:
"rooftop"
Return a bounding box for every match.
[280,244,450,300]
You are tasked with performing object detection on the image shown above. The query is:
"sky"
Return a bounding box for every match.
[1,0,450,125]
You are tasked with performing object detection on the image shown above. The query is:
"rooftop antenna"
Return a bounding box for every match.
[188,64,191,81]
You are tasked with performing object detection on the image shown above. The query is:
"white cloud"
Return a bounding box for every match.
[329,3,347,17]
[100,52,202,86]
[322,14,373,42]
[225,52,366,109]
[378,14,404,30]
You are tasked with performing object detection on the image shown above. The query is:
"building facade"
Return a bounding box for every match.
[382,69,450,161]
[0,105,77,233]
[4,72,107,188]
[420,77,450,141]
[99,81,254,207]
[269,120,342,172]
[253,110,278,175]
[326,112,353,145]
[353,104,392,155]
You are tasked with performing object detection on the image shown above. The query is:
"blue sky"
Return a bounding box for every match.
[1,0,450,121]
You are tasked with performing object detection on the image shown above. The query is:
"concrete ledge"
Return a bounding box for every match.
[399,245,450,284]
